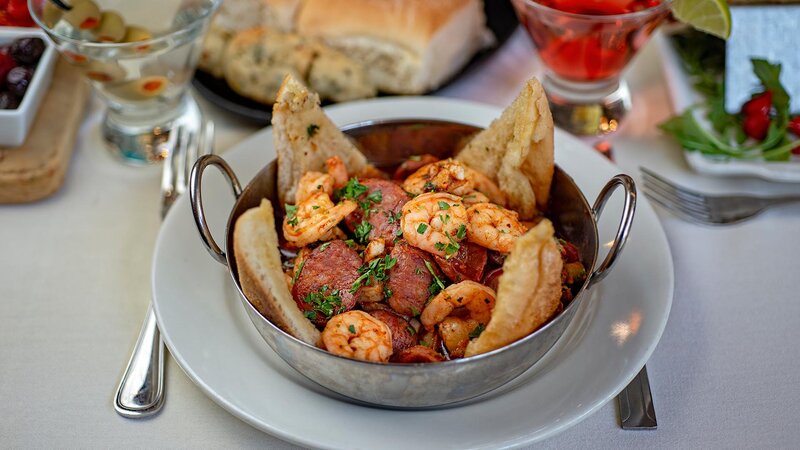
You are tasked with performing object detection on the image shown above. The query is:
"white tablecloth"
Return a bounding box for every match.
[3,29,800,448]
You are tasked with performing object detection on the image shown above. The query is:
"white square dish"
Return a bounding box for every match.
[657,33,800,183]
[0,27,57,148]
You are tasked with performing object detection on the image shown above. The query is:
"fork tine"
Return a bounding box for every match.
[642,179,711,214]
[201,120,215,156]
[160,128,183,218]
[643,191,716,224]
[640,168,707,207]
[174,126,190,197]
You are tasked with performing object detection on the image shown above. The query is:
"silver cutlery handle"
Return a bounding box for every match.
[114,305,165,417]
[619,365,657,429]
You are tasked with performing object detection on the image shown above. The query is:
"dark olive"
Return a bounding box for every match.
[11,38,45,66]
[6,66,32,98]
[0,91,20,109]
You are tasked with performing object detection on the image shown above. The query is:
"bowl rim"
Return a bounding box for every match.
[223,117,601,369]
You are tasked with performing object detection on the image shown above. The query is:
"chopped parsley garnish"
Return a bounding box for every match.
[344,239,356,249]
[386,210,402,224]
[424,260,446,296]
[437,201,450,210]
[336,177,368,201]
[285,204,299,227]
[350,255,398,293]
[291,260,305,285]
[383,285,393,299]
[306,124,319,138]
[416,223,428,234]
[302,285,342,320]
[354,220,373,244]
[348,324,356,334]
[469,323,486,339]
[434,231,461,259]
[423,181,436,192]
[311,205,320,210]
[456,223,467,239]
[366,191,382,204]
[318,242,331,252]
[415,267,422,275]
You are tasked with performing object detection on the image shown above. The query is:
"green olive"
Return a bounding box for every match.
[63,0,101,30]
[123,26,153,43]
[93,11,126,43]
[84,61,126,83]
[42,2,63,28]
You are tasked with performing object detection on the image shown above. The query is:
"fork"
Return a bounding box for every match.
[114,121,215,418]
[640,167,800,225]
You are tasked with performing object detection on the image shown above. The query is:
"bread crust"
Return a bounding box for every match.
[456,78,554,219]
[271,74,373,205]
[297,0,478,56]
[234,199,322,346]
[465,219,562,357]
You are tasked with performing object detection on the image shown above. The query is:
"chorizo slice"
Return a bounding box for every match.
[369,309,417,353]
[291,240,361,328]
[393,154,439,181]
[386,241,439,317]
[345,179,410,243]
[391,345,445,363]
[434,241,487,283]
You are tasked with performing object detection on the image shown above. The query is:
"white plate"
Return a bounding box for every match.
[657,34,800,182]
[153,97,674,449]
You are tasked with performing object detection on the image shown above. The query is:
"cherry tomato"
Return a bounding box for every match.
[788,116,800,137]
[742,113,771,141]
[742,91,773,117]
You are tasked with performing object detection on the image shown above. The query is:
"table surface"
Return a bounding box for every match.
[3,29,800,449]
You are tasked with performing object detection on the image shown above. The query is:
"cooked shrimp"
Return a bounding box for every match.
[283,192,357,247]
[461,191,490,206]
[466,203,527,253]
[325,156,349,189]
[321,310,393,362]
[438,316,481,358]
[400,192,468,258]
[464,166,507,206]
[296,171,334,203]
[402,159,474,196]
[420,280,496,329]
[363,238,386,262]
[295,156,348,202]
[358,283,385,304]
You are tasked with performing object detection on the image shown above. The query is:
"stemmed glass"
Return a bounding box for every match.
[29,0,220,164]
[511,0,673,136]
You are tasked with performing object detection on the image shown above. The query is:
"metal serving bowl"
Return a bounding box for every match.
[189,119,636,409]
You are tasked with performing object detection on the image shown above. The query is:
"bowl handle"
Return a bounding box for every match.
[587,174,637,287]
[189,154,243,266]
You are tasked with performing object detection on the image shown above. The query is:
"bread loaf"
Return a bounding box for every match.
[296,0,491,94]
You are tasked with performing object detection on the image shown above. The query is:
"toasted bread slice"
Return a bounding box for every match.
[234,199,321,346]
[465,219,562,357]
[272,74,372,205]
[456,78,554,220]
